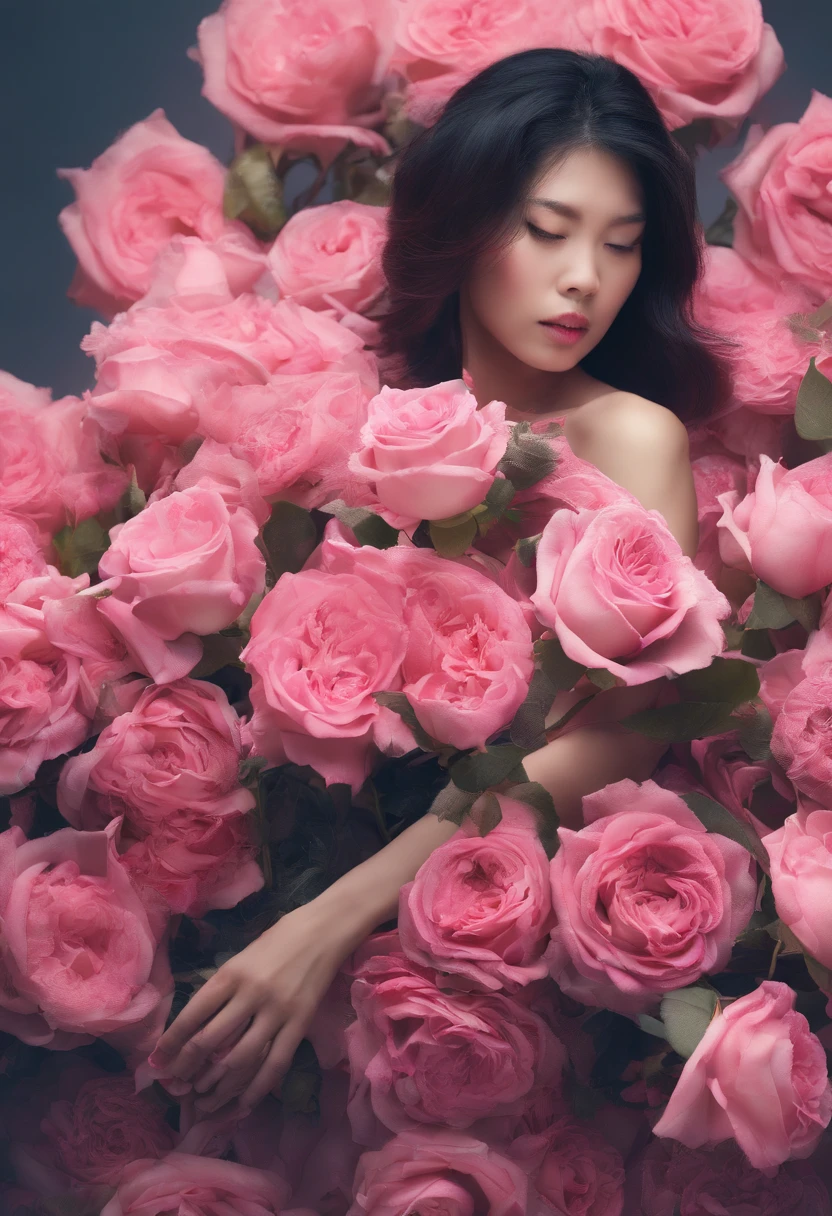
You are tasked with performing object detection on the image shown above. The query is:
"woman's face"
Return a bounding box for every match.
[461,146,646,373]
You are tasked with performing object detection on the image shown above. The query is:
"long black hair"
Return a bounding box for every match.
[376,48,733,424]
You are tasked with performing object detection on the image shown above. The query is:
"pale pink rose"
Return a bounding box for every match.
[0,513,48,600]
[653,980,832,1169]
[0,820,173,1062]
[546,779,756,1014]
[159,440,270,527]
[636,1138,831,1216]
[693,247,821,415]
[766,809,832,970]
[99,1152,291,1216]
[267,200,388,314]
[58,109,262,317]
[83,288,371,444]
[758,648,807,720]
[193,0,396,168]
[723,91,832,301]
[399,796,554,992]
[138,231,267,312]
[803,589,832,677]
[769,671,832,804]
[241,528,410,791]
[575,0,784,131]
[349,378,509,526]
[382,546,533,749]
[199,368,375,508]
[97,486,265,684]
[348,1129,530,1216]
[511,1115,625,1216]
[532,501,731,685]
[691,452,748,583]
[690,729,795,836]
[346,947,566,1146]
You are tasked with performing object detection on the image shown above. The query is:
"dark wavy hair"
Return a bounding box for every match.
[375,48,733,425]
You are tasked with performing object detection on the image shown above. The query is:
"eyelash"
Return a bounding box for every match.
[526,221,640,253]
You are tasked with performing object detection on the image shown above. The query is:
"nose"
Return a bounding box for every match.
[556,241,600,299]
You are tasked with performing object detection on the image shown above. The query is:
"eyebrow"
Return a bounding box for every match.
[528,198,646,225]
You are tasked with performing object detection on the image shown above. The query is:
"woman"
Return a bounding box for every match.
[150,48,733,1120]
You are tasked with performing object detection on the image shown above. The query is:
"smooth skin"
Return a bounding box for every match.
[151,146,700,1119]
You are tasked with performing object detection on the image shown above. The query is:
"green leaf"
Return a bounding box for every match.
[740,627,776,660]
[449,744,529,793]
[781,591,822,633]
[515,532,541,567]
[373,691,438,754]
[483,475,516,516]
[53,517,110,578]
[470,791,503,836]
[660,987,718,1059]
[545,694,597,735]
[586,668,619,691]
[260,500,319,581]
[429,781,479,826]
[188,632,246,679]
[509,668,557,750]
[497,422,558,490]
[796,357,832,442]
[704,195,737,248]
[637,1014,668,1039]
[745,581,797,631]
[735,703,773,762]
[352,513,400,549]
[674,656,760,708]
[224,143,286,240]
[429,515,478,557]
[504,780,561,857]
[536,635,587,692]
[680,791,769,866]
[620,701,737,742]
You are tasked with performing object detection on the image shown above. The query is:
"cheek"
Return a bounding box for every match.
[468,242,538,327]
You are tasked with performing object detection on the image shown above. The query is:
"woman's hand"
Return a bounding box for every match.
[149,900,353,1119]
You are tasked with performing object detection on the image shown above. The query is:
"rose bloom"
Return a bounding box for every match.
[531,500,731,685]
[758,647,807,721]
[348,1128,529,1216]
[193,0,396,167]
[803,583,832,677]
[546,779,756,1014]
[0,513,48,600]
[769,670,832,804]
[155,440,270,527]
[349,379,509,527]
[398,796,554,992]
[346,947,566,1145]
[383,546,533,750]
[267,200,388,316]
[691,729,795,837]
[692,404,786,464]
[97,486,265,684]
[242,528,410,791]
[767,808,832,968]
[58,109,263,317]
[693,247,821,415]
[99,1152,291,1216]
[575,0,783,131]
[723,90,832,302]
[512,1115,625,1216]
[653,980,832,1169]
[0,820,173,1061]
[690,452,748,585]
[637,1138,831,1216]
[717,451,832,599]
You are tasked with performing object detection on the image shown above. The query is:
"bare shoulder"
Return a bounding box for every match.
[564,391,690,468]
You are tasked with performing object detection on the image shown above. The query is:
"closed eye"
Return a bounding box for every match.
[526,222,640,253]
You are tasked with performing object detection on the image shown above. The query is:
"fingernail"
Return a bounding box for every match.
[237,1106,252,1120]
[148,1050,169,1068]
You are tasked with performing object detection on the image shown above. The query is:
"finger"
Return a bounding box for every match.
[235,1018,307,1115]
[163,1000,255,1083]
[192,1013,279,1101]
[152,976,233,1062]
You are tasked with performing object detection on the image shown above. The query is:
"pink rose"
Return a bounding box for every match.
[349,379,509,526]
[0,820,173,1061]
[512,1115,625,1216]
[268,200,388,315]
[383,546,533,749]
[0,513,48,600]
[575,0,784,131]
[193,0,395,168]
[690,730,795,836]
[723,91,832,301]
[804,589,832,678]
[768,671,832,804]
[99,1152,291,1216]
[717,452,832,598]
[694,405,787,463]
[346,947,565,1145]
[97,486,265,684]
[693,247,820,415]
[399,796,554,992]
[690,452,748,584]
[241,528,410,791]
[546,779,756,1013]
[767,809,832,969]
[758,648,807,720]
[348,1129,529,1216]
[531,501,731,685]
[58,109,262,317]
[158,440,270,527]
[138,232,266,312]
[653,981,832,1169]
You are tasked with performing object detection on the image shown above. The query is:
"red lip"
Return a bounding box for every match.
[540,312,589,329]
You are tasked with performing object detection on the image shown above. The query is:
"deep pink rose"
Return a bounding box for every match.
[723,90,832,301]
[767,809,832,968]
[383,546,533,749]
[575,0,783,131]
[349,379,509,527]
[717,452,832,598]
[693,247,820,415]
[348,1129,529,1216]
[0,820,173,1061]
[346,947,566,1145]
[193,0,395,168]
[99,1152,291,1216]
[769,670,832,804]
[691,729,795,836]
[532,501,731,685]
[399,796,554,992]
[546,779,756,1013]
[267,200,388,313]
[0,513,48,600]
[653,981,832,1169]
[58,109,262,317]
[512,1115,625,1216]
[97,486,265,684]
[241,527,410,791]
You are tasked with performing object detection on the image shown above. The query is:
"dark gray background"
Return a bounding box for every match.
[1,0,828,399]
